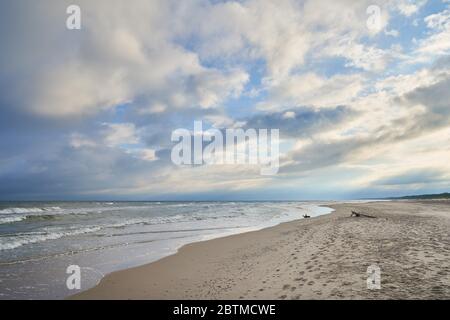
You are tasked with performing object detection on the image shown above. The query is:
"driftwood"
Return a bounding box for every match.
[351,210,376,218]
[303,214,311,218]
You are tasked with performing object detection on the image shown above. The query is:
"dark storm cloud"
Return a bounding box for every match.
[373,169,448,186]
[282,137,369,173]
[244,106,355,138]
[0,144,173,200]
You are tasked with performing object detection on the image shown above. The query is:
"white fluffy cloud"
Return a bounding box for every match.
[0,0,395,118]
[191,0,391,79]
[257,73,364,111]
[410,6,450,62]
[395,0,428,17]
[1,0,250,118]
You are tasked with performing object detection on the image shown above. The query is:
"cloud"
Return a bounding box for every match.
[410,6,450,62]
[69,133,97,149]
[0,144,173,199]
[181,0,391,80]
[372,169,448,186]
[0,0,395,120]
[244,106,356,138]
[323,39,393,72]
[258,73,365,111]
[0,0,249,119]
[1,0,450,199]
[425,8,450,30]
[102,123,139,147]
[282,60,450,174]
[395,0,428,17]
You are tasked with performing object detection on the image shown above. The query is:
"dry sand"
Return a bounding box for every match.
[72,201,450,300]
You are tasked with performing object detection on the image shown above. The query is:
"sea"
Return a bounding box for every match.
[0,201,334,299]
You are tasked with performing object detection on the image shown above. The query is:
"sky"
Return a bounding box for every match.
[1,0,450,201]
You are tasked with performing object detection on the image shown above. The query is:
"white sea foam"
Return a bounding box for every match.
[0,227,102,251]
[0,205,190,226]
[0,216,27,224]
[0,202,335,252]
[0,217,160,251]
[0,212,212,250]
[0,207,62,214]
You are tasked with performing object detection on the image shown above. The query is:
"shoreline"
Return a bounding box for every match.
[68,203,335,298]
[71,201,450,299]
[0,201,333,300]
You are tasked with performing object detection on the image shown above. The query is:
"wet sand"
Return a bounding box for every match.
[72,201,450,299]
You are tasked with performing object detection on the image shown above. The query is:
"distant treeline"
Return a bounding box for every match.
[389,192,450,200]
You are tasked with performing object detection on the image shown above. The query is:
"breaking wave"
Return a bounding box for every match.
[0,207,62,214]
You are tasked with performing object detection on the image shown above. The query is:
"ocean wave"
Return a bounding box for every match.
[0,207,62,214]
[0,210,93,225]
[0,226,102,251]
[108,218,150,228]
[0,212,203,250]
[0,203,334,251]
[0,217,156,251]
[0,216,27,224]
[0,208,190,226]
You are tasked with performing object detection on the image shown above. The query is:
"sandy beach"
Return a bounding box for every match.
[72,201,450,300]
